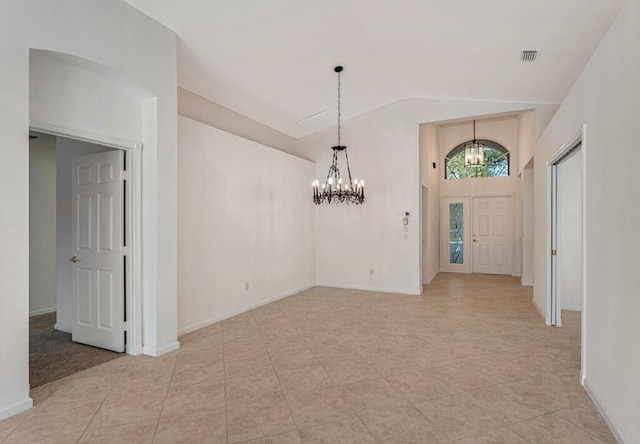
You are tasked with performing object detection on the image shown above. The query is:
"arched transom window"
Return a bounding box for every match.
[445,139,510,179]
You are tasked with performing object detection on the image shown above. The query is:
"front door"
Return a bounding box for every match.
[472,196,512,275]
[71,151,125,352]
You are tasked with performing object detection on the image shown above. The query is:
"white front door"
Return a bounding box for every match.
[440,197,472,273]
[71,151,125,352]
[472,196,512,275]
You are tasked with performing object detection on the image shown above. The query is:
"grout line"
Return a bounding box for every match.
[549,410,614,442]
[253,310,299,434]
[222,323,229,444]
[75,356,131,442]
[150,352,180,442]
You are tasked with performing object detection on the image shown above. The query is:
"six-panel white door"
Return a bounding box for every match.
[472,197,512,275]
[71,151,125,352]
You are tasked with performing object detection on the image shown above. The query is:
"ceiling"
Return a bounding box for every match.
[123,0,626,138]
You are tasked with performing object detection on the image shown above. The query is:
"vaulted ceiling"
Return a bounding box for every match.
[123,0,626,137]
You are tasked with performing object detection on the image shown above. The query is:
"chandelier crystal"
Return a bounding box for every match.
[312,66,365,205]
[464,119,486,167]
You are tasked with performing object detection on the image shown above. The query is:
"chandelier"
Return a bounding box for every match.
[464,119,486,167]
[312,66,365,205]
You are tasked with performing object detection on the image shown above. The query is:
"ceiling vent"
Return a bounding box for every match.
[520,50,540,62]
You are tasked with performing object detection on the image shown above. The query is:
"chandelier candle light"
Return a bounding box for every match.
[312,66,365,205]
[464,119,486,167]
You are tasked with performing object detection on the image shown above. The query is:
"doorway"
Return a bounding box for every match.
[29,131,125,388]
[28,131,140,387]
[549,140,584,327]
[440,196,513,275]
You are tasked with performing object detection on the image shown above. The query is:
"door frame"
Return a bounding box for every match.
[545,123,587,381]
[30,120,143,355]
[420,183,429,288]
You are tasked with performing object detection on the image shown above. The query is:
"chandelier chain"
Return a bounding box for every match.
[337,69,341,147]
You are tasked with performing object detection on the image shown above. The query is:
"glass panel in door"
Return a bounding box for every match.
[440,197,471,273]
[449,203,464,264]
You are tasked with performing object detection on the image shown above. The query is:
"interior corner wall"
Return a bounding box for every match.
[177,117,315,334]
[0,0,177,420]
[419,124,441,285]
[533,0,640,439]
[521,164,534,287]
[178,87,300,159]
[55,138,115,333]
[297,98,552,295]
[518,112,535,174]
[29,137,57,316]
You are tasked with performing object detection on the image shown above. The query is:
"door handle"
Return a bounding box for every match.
[473,239,479,242]
[69,256,79,263]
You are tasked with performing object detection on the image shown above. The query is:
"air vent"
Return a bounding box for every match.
[521,50,540,62]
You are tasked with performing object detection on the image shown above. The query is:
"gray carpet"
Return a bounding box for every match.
[30,312,122,388]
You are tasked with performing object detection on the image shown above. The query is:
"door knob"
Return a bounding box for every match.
[473,239,479,242]
[69,256,79,263]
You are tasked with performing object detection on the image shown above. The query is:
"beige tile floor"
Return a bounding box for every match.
[0,273,617,443]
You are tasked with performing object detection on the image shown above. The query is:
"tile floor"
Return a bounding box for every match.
[0,273,617,443]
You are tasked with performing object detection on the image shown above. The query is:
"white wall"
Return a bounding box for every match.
[521,162,534,286]
[518,112,535,174]
[557,149,583,311]
[30,51,143,143]
[29,136,57,316]
[55,138,115,333]
[297,98,557,295]
[0,0,177,420]
[177,117,315,334]
[533,0,640,439]
[419,124,441,285]
[178,88,299,158]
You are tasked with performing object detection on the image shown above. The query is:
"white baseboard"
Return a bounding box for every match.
[316,282,421,296]
[177,284,315,337]
[521,276,534,286]
[0,397,33,421]
[532,297,546,322]
[126,344,144,356]
[143,341,180,357]
[54,322,72,333]
[561,305,582,312]
[29,306,56,317]
[583,379,625,443]
[423,271,439,286]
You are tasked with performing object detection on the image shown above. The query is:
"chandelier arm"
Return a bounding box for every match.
[325,149,338,190]
[344,149,354,186]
